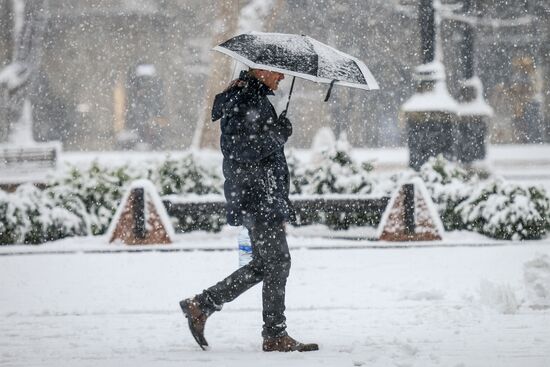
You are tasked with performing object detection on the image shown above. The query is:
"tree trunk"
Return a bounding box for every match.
[192,0,285,150]
[191,0,240,150]
[0,0,48,144]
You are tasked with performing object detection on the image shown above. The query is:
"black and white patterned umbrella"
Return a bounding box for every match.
[214,32,379,107]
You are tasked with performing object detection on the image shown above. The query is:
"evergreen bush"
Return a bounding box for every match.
[456,179,550,240]
[2,152,549,244]
[303,135,374,196]
[0,184,87,244]
[172,211,225,233]
[419,155,477,230]
[48,161,139,235]
[286,136,380,230]
[158,154,222,196]
[419,156,550,239]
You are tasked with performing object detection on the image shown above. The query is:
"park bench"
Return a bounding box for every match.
[0,142,61,190]
[162,194,390,232]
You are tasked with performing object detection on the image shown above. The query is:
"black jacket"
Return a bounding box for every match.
[212,70,294,226]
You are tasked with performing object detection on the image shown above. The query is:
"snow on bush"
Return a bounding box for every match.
[48,161,141,235]
[46,154,224,236]
[0,153,225,244]
[144,154,223,233]
[418,155,550,240]
[456,179,550,240]
[2,150,549,244]
[523,254,550,308]
[287,134,384,229]
[289,134,378,197]
[304,134,375,196]
[419,155,477,231]
[286,149,308,195]
[0,184,87,244]
[157,153,223,196]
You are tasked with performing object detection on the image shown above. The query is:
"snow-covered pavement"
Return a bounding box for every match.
[1,232,549,367]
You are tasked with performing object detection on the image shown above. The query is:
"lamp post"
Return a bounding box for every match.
[454,0,492,163]
[402,0,459,170]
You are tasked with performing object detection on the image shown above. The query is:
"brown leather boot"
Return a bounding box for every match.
[179,298,209,350]
[262,335,319,352]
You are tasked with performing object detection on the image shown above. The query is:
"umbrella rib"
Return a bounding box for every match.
[212,46,327,84]
[306,35,380,90]
[352,58,379,90]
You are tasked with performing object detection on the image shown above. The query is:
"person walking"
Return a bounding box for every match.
[179,68,318,353]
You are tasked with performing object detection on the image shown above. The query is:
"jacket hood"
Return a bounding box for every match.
[211,70,274,121]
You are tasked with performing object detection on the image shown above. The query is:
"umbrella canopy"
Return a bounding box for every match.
[213,32,379,92]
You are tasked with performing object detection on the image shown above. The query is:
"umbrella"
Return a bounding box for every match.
[213,31,379,113]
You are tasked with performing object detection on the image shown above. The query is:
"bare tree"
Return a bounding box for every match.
[192,0,285,150]
[0,0,48,144]
[191,0,240,150]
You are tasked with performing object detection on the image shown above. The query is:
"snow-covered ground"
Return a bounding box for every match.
[2,144,549,366]
[1,228,549,367]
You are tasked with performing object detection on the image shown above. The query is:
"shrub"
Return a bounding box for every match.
[456,179,550,240]
[172,210,225,233]
[48,162,137,235]
[287,136,382,230]
[303,136,374,196]
[47,154,224,236]
[419,155,477,230]
[3,152,549,244]
[0,184,87,244]
[158,154,222,196]
[286,149,308,196]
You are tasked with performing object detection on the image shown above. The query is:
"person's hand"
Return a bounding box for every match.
[277,111,292,138]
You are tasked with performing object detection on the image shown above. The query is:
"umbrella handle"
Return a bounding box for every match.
[282,76,296,117]
[324,79,338,102]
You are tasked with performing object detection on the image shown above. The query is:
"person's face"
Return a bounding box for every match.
[252,69,285,91]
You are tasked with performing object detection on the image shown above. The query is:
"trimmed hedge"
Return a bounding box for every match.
[1,151,549,244]
[456,179,550,240]
[419,155,478,231]
[0,185,87,244]
[419,155,550,239]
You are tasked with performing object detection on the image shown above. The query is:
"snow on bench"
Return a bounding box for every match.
[0,142,61,186]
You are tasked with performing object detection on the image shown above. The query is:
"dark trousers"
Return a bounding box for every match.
[196,221,291,338]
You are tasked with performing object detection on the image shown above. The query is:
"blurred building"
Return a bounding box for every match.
[1,0,210,150]
[0,0,548,150]
[442,0,549,144]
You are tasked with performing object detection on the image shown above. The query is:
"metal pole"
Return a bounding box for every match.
[461,0,474,81]
[420,0,435,64]
[283,76,296,115]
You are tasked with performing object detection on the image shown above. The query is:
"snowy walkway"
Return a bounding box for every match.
[1,235,549,367]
